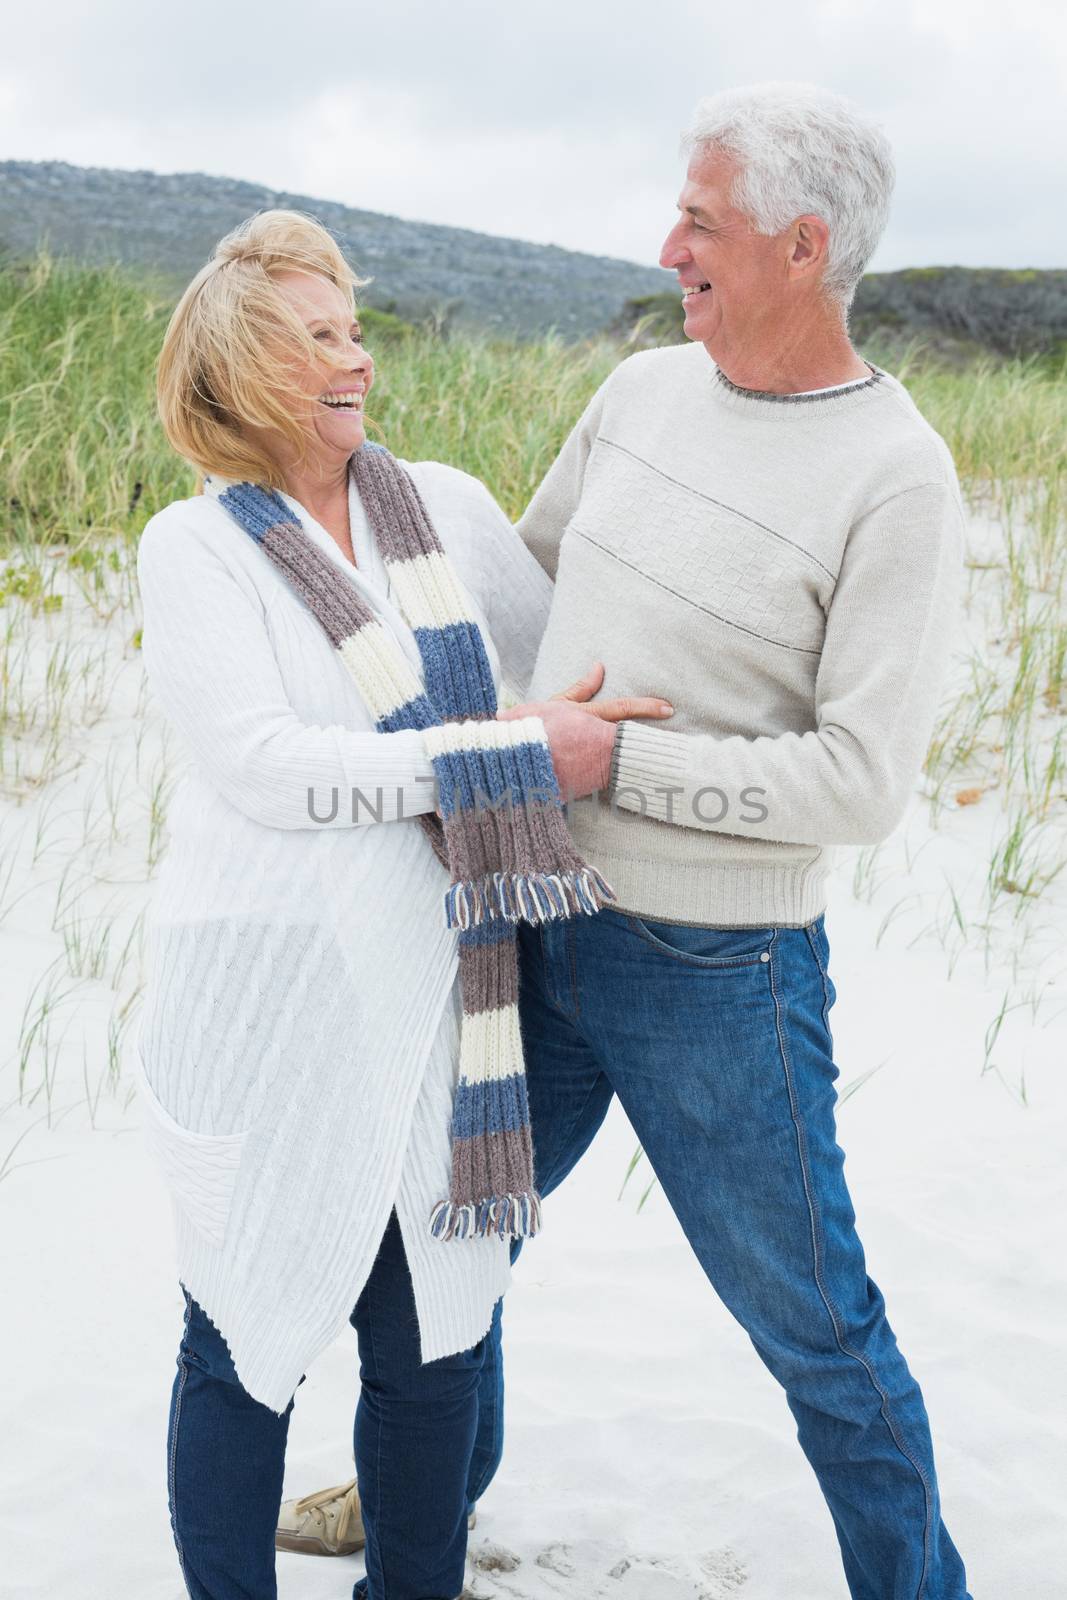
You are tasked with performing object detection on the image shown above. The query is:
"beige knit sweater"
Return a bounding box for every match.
[519,341,966,927]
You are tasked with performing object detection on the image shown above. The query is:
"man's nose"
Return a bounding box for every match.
[659,225,689,271]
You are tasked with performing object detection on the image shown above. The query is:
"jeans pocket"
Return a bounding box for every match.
[137,1055,250,1249]
[625,916,775,968]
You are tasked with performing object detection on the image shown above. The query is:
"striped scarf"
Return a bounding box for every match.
[207,443,615,1240]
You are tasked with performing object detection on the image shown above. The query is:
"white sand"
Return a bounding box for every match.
[3,546,1065,1598]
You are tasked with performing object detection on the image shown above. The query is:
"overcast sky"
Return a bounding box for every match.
[3,0,1065,271]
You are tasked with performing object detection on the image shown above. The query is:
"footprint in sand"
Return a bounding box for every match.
[698,1548,749,1596]
[471,1539,523,1574]
[485,1540,747,1599]
[604,1548,748,1599]
[535,1542,578,1578]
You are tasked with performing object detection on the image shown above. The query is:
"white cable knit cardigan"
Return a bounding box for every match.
[135,458,552,1414]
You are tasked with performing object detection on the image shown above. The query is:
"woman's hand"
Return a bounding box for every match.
[498,661,673,801]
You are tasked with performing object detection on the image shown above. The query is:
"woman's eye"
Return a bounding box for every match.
[352,328,364,345]
[313,329,334,342]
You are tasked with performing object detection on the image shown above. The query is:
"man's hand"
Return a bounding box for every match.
[547,662,613,707]
[498,661,673,801]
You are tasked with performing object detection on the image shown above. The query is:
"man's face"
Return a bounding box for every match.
[659,147,791,358]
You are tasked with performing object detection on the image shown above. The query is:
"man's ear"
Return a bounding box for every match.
[789,215,831,277]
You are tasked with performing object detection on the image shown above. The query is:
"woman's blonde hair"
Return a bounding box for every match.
[157,210,367,488]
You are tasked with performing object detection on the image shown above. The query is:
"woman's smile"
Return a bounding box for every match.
[316,386,365,410]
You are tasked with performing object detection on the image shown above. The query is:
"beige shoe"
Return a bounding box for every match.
[276,1479,365,1556]
[275,1477,478,1558]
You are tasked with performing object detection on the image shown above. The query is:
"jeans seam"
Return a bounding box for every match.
[530,927,610,1194]
[804,921,834,1041]
[768,934,934,1600]
[567,921,581,1019]
[363,1259,387,1600]
[533,980,610,1199]
[168,1292,193,1595]
[466,1361,500,1507]
[534,1070,609,1195]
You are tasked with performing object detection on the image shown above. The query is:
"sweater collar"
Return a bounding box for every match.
[707,358,887,416]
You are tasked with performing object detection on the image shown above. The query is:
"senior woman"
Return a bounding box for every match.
[136,210,666,1600]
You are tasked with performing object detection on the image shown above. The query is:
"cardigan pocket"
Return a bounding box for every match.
[136,1055,250,1249]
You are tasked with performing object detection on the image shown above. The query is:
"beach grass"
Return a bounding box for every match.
[3,253,1066,539]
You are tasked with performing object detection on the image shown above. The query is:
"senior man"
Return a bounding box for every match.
[281,83,970,1599]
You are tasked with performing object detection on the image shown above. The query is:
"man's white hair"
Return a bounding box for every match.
[681,82,895,307]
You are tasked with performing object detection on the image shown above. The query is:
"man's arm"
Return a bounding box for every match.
[517,379,610,579]
[607,479,965,847]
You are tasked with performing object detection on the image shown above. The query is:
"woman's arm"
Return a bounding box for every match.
[137,509,437,829]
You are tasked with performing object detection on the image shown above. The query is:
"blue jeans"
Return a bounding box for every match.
[465,909,970,1600]
[168,1210,483,1600]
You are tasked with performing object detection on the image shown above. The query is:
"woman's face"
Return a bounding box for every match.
[259,270,375,473]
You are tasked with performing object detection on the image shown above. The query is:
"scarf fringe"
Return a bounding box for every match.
[429,1191,543,1241]
[445,867,616,930]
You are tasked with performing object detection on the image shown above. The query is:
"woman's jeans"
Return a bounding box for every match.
[466,909,971,1600]
[167,1209,483,1600]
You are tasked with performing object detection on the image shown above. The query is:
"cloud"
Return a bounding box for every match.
[2,0,1064,267]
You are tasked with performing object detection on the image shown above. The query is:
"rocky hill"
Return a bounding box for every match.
[0,160,674,340]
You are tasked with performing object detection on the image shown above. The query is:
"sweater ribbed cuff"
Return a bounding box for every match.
[608,720,692,821]
[606,724,623,798]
